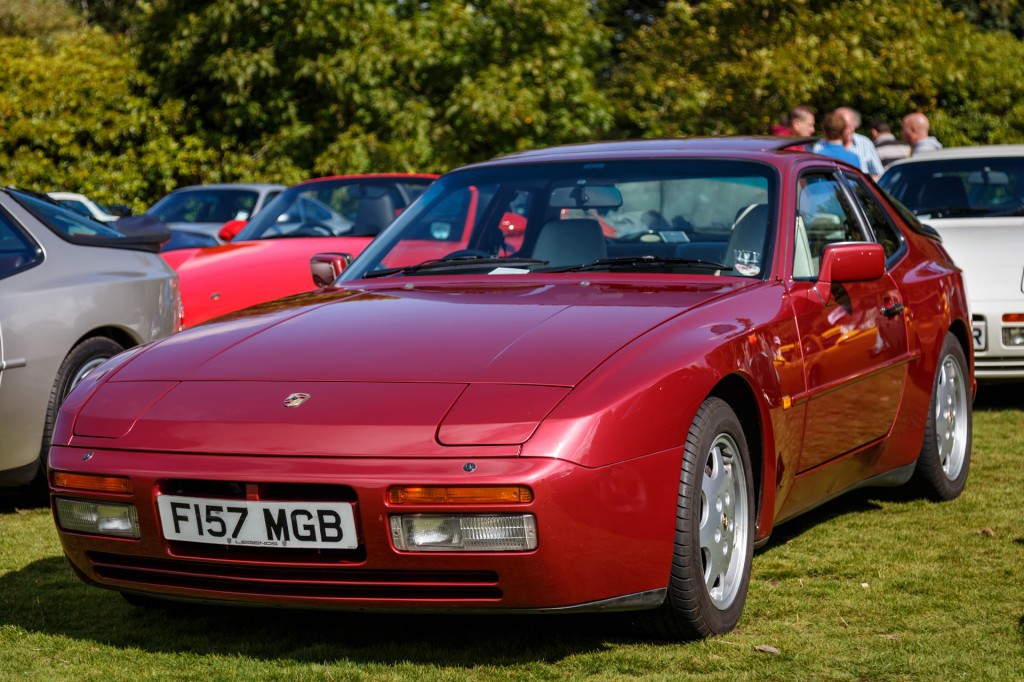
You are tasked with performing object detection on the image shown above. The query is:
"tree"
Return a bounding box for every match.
[132,0,614,174]
[0,27,281,209]
[609,0,1024,145]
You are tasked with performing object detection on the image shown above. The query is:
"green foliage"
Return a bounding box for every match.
[134,0,614,174]
[0,28,289,210]
[7,0,1024,206]
[610,0,1024,145]
[939,0,1024,38]
[0,0,81,38]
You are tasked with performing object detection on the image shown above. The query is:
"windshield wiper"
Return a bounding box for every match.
[552,255,729,273]
[365,256,548,278]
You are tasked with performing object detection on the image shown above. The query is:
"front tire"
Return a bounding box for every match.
[912,332,971,501]
[643,397,755,639]
[37,337,125,481]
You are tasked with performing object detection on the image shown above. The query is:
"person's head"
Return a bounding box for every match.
[835,107,860,146]
[787,105,816,137]
[901,112,930,145]
[822,111,847,142]
[870,119,891,140]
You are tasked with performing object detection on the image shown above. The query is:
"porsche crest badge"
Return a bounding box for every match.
[283,393,311,408]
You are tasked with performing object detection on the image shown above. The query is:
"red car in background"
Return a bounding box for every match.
[161,174,436,327]
[50,139,973,639]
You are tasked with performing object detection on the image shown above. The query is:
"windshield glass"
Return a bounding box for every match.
[10,190,126,240]
[236,178,434,240]
[341,160,776,280]
[878,156,1024,218]
[148,188,261,224]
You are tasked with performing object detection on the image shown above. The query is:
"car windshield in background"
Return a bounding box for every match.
[879,157,1024,219]
[342,160,776,279]
[148,189,261,224]
[9,190,126,241]
[236,178,434,240]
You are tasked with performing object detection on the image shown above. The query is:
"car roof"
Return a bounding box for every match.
[462,137,817,169]
[888,144,1024,166]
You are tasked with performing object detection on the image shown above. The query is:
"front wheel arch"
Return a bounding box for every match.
[708,375,765,535]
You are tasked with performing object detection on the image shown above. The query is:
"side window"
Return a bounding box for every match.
[842,172,905,261]
[0,210,43,279]
[794,173,866,279]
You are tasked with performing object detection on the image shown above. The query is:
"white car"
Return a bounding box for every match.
[47,191,122,223]
[879,145,1024,380]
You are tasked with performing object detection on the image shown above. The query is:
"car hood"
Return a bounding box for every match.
[69,278,749,455]
[115,278,746,385]
[928,219,1024,301]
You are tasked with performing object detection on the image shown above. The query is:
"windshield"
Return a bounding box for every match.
[10,190,126,240]
[148,188,261,224]
[879,156,1024,218]
[341,160,777,280]
[236,178,434,240]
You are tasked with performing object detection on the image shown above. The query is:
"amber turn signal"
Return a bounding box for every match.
[52,471,133,494]
[1002,313,1024,323]
[388,486,533,505]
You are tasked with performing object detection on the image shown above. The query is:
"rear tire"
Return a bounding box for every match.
[37,337,125,483]
[642,397,754,639]
[912,332,971,501]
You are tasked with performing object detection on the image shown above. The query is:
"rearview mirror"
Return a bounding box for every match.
[549,185,623,209]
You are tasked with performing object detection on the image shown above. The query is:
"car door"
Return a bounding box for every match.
[788,170,910,473]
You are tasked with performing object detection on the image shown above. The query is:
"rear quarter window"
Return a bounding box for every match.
[0,209,43,279]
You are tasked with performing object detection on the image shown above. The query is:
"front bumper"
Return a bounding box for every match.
[50,445,681,612]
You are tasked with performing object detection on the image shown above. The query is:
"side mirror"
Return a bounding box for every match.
[310,252,352,287]
[219,219,248,242]
[815,242,885,300]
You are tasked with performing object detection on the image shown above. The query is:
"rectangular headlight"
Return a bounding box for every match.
[390,513,537,552]
[1002,327,1024,347]
[55,497,140,538]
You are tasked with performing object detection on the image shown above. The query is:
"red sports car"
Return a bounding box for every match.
[161,174,437,327]
[49,138,973,639]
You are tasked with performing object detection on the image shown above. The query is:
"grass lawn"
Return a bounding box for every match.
[2,386,1022,681]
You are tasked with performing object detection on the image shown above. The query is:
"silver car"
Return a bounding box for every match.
[0,188,180,487]
[145,183,285,250]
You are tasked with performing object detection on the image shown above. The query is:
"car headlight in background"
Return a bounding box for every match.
[1002,314,1024,347]
[390,514,537,552]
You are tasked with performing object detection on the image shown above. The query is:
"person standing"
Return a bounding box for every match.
[870,119,910,167]
[814,111,861,167]
[770,105,816,137]
[901,112,943,155]
[812,107,884,177]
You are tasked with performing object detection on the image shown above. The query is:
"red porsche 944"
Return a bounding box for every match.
[49,138,973,639]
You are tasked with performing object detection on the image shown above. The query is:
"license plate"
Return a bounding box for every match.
[156,495,358,549]
[972,320,986,351]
